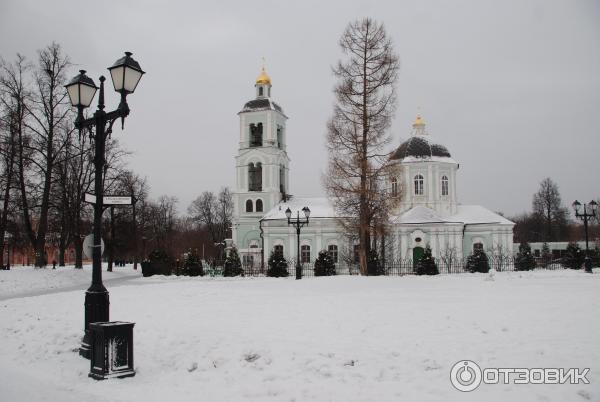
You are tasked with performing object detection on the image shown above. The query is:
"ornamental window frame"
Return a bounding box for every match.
[441,175,449,196]
[414,174,424,196]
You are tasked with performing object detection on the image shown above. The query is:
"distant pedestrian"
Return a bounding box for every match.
[52,260,56,270]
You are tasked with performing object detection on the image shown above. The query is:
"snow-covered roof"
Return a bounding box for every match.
[261,197,338,220]
[395,205,447,223]
[450,205,514,225]
[393,205,514,225]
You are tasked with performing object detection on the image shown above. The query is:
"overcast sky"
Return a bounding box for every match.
[1,0,599,217]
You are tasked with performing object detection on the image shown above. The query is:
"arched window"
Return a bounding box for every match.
[274,245,283,255]
[248,162,262,191]
[255,199,263,212]
[279,165,285,194]
[245,199,253,212]
[258,87,263,97]
[391,177,398,197]
[441,175,449,196]
[248,163,256,191]
[414,174,424,195]
[250,123,263,147]
[328,244,338,263]
[301,245,311,263]
[254,163,262,191]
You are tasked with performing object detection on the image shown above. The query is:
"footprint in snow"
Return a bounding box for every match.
[244,353,260,363]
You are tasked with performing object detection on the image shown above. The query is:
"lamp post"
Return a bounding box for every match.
[572,200,598,273]
[285,206,310,280]
[66,52,145,358]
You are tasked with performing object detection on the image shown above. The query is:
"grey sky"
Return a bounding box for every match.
[1,0,599,217]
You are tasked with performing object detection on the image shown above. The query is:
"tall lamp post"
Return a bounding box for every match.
[572,200,598,273]
[285,206,310,280]
[66,52,145,358]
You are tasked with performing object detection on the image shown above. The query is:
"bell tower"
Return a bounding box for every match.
[231,67,290,261]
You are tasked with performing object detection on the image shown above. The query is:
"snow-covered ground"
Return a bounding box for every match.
[0,269,598,401]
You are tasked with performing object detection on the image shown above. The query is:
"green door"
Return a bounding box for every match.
[413,247,424,268]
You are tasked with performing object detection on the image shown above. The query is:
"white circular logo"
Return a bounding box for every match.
[450,360,482,392]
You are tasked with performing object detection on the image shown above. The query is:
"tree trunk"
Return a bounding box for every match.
[58,240,66,266]
[74,237,83,268]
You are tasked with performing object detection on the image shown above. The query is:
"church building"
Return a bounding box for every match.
[231,69,514,267]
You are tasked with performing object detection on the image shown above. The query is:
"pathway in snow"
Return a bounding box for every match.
[0,273,142,301]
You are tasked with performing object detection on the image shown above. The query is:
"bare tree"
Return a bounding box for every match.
[188,187,233,255]
[117,171,148,269]
[0,55,29,266]
[532,177,568,242]
[16,43,72,267]
[324,18,400,274]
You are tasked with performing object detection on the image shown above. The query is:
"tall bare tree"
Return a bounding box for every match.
[17,43,71,267]
[324,18,400,274]
[117,170,148,269]
[0,55,29,266]
[532,177,568,242]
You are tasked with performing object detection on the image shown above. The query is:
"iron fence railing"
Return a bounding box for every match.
[199,256,594,278]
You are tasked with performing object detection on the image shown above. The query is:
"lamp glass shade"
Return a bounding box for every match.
[303,207,311,219]
[572,200,581,213]
[108,52,145,94]
[65,70,97,108]
[285,208,292,219]
[590,200,598,212]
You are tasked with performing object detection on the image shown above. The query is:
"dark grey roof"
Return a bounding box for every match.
[239,98,285,115]
[390,136,451,160]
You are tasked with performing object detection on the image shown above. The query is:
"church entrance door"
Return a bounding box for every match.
[412,246,424,268]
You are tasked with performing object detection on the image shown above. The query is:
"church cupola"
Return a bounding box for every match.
[255,67,272,98]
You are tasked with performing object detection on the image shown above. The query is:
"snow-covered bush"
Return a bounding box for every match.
[183,250,204,277]
[314,250,336,276]
[563,242,584,270]
[146,249,172,276]
[267,250,289,277]
[367,249,385,276]
[223,247,244,277]
[466,249,490,273]
[415,246,439,275]
[515,242,536,271]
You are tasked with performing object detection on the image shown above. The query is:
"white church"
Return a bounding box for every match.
[231,68,514,267]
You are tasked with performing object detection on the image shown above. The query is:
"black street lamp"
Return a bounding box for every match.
[66,52,145,358]
[285,206,310,280]
[572,200,598,273]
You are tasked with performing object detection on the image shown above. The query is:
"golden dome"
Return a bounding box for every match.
[413,114,425,126]
[255,67,271,85]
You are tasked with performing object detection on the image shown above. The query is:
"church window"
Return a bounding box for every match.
[277,125,283,149]
[414,174,424,195]
[256,199,263,212]
[391,177,398,197]
[243,254,254,267]
[274,245,283,255]
[248,162,262,191]
[328,244,338,263]
[279,166,285,194]
[301,245,311,263]
[245,199,253,212]
[441,175,449,196]
[250,123,263,147]
[258,87,263,97]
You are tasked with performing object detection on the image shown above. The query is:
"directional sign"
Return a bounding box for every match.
[84,193,132,205]
[83,234,105,259]
[84,193,96,204]
[104,196,132,205]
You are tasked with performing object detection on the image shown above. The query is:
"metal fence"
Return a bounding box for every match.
[202,256,592,278]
